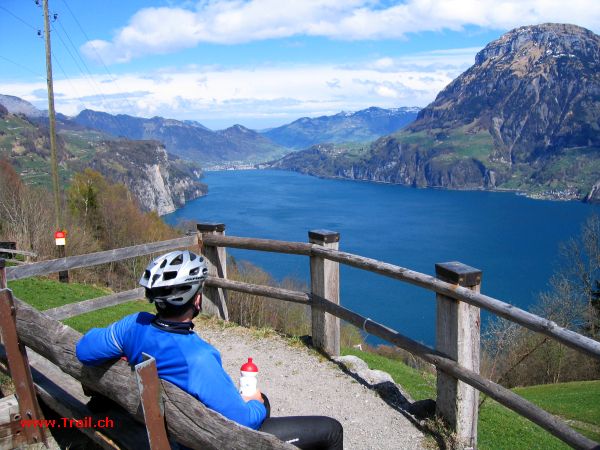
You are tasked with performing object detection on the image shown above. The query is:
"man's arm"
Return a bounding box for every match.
[188,353,267,429]
[76,313,139,365]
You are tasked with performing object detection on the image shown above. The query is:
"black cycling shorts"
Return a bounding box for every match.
[259,394,343,450]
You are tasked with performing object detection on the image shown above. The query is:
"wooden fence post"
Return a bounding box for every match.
[309,230,340,357]
[197,223,229,321]
[0,259,6,289]
[435,262,482,449]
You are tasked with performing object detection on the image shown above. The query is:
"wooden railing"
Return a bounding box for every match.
[0,244,37,265]
[2,224,600,449]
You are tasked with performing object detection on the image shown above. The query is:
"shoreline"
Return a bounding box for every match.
[207,166,591,204]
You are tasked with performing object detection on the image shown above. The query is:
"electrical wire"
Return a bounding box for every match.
[0,54,42,77]
[57,0,133,136]
[0,5,37,31]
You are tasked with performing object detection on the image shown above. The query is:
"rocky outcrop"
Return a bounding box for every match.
[71,140,207,215]
[410,23,600,162]
[584,180,600,203]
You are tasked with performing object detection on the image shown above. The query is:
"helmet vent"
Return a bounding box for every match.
[189,267,199,276]
[170,254,184,265]
[143,270,150,279]
[190,253,197,261]
[159,259,167,269]
[163,271,177,281]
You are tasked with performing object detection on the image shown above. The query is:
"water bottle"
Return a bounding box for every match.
[239,357,259,396]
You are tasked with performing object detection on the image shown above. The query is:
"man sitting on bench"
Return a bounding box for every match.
[76,250,343,449]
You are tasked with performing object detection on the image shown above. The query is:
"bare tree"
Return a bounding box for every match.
[482,215,600,387]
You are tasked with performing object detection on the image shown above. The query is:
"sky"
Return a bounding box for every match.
[1,0,599,130]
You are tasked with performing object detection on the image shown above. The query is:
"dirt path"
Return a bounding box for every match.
[195,317,426,450]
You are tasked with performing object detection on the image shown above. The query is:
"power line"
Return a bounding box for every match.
[58,0,116,79]
[0,5,37,31]
[57,0,132,136]
[51,50,81,100]
[0,54,42,77]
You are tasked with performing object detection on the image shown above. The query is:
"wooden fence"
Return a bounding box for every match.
[1,223,600,449]
[0,244,37,265]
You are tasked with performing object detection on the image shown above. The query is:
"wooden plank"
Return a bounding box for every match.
[0,345,149,450]
[309,230,340,357]
[6,235,197,281]
[435,262,481,448]
[201,234,312,255]
[45,288,145,320]
[9,292,294,450]
[309,246,600,360]
[313,295,599,450]
[0,248,37,258]
[0,289,46,446]
[135,354,171,450]
[205,277,310,305]
[197,225,229,320]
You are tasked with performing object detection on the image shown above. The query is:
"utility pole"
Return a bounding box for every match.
[43,0,68,282]
[43,0,61,230]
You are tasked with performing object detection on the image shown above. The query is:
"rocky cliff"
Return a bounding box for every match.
[73,140,207,215]
[270,24,600,201]
[0,104,206,215]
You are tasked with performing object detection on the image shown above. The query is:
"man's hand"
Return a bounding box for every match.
[241,389,264,403]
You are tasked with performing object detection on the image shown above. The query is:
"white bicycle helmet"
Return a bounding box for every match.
[139,250,208,306]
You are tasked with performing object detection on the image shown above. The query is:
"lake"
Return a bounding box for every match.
[165,170,599,346]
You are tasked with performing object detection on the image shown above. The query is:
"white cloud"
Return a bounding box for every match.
[1,48,476,128]
[81,0,600,64]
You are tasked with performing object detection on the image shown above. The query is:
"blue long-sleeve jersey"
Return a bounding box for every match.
[76,312,266,429]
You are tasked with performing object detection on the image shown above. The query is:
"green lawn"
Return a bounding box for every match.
[342,347,436,400]
[8,277,110,310]
[65,301,155,333]
[8,277,153,332]
[342,347,600,449]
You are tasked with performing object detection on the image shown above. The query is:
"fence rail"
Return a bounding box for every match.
[206,275,598,449]
[2,225,599,450]
[5,235,196,281]
[204,233,600,360]
[0,248,37,258]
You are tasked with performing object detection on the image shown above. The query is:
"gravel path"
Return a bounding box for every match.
[195,317,426,450]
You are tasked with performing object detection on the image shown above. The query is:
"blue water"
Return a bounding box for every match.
[165,170,599,346]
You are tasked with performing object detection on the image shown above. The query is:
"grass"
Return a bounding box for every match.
[342,347,435,401]
[514,381,600,442]
[64,300,155,333]
[8,277,110,310]
[342,347,600,449]
[8,276,154,333]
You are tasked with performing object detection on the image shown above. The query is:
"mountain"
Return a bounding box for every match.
[262,106,420,149]
[0,94,46,118]
[72,110,288,165]
[0,105,206,214]
[270,24,600,201]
